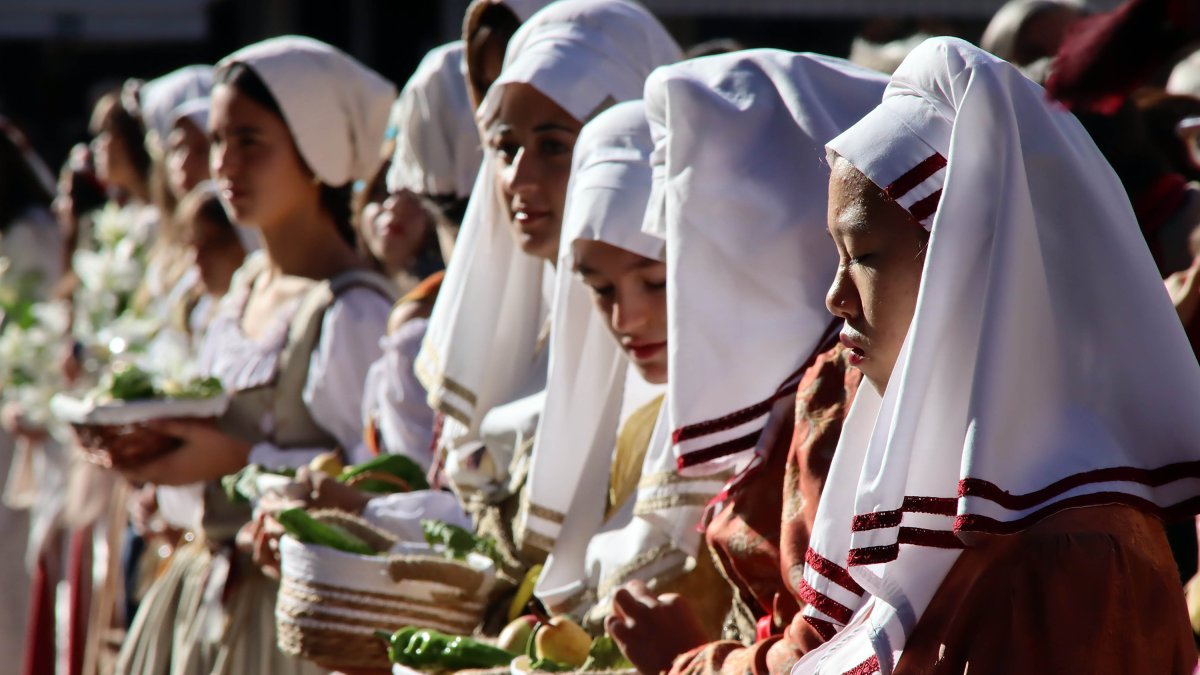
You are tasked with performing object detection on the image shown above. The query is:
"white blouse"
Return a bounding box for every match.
[361,316,436,470]
[198,278,391,467]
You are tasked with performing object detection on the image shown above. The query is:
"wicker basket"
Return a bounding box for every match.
[276,510,497,672]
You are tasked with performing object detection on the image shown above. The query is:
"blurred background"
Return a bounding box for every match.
[0,0,1124,170]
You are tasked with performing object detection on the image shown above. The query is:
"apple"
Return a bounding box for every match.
[534,615,591,667]
[497,615,538,654]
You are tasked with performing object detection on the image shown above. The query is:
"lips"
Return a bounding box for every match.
[513,206,551,228]
[839,332,866,366]
[625,341,666,361]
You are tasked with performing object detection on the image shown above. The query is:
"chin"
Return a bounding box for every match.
[516,234,557,262]
[636,363,668,386]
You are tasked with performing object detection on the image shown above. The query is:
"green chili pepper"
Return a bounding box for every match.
[437,636,519,670]
[406,629,452,667]
[384,626,420,664]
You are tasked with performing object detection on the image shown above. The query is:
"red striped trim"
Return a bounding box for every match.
[805,548,865,596]
[843,654,880,675]
[677,430,759,470]
[672,376,800,445]
[883,153,945,201]
[673,320,841,468]
[958,460,1200,511]
[908,189,942,222]
[955,492,1200,535]
[803,615,839,641]
[797,580,854,625]
[847,526,965,566]
[851,495,957,531]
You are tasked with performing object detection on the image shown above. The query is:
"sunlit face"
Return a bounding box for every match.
[166,117,211,199]
[489,83,582,262]
[92,120,136,194]
[360,184,433,276]
[187,213,245,296]
[825,155,929,394]
[575,239,668,384]
[209,82,318,232]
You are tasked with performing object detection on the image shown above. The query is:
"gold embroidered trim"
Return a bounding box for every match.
[637,469,734,490]
[633,493,715,516]
[526,502,566,525]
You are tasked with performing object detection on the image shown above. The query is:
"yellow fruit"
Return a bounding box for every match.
[308,451,344,477]
[497,615,537,654]
[534,615,591,667]
[508,563,543,622]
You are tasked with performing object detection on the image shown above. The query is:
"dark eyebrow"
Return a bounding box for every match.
[575,263,597,277]
[532,121,577,134]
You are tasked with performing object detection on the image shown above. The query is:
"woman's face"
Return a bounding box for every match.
[167,117,211,199]
[490,83,582,262]
[189,213,245,295]
[209,83,317,231]
[825,156,928,394]
[92,120,136,194]
[360,185,433,276]
[575,239,669,384]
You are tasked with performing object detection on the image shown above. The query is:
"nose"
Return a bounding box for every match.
[826,265,860,320]
[501,147,538,200]
[611,290,648,336]
[210,141,233,180]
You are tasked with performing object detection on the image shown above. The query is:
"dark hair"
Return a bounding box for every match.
[0,119,53,230]
[89,91,153,191]
[216,61,357,247]
[466,2,522,104]
[1134,88,1200,182]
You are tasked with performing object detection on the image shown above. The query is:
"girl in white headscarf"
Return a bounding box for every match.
[602,50,887,675]
[114,35,396,675]
[794,37,1198,675]
[523,99,731,636]
[413,1,680,590]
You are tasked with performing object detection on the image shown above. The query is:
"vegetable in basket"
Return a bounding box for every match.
[94,362,223,403]
[339,453,428,492]
[420,519,501,566]
[379,627,519,670]
[276,507,378,556]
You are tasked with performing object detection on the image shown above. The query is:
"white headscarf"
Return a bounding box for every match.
[415,0,680,491]
[139,64,212,156]
[796,38,1200,674]
[643,50,887,485]
[522,101,668,610]
[386,42,482,200]
[170,96,210,137]
[216,36,396,188]
[1168,48,1200,98]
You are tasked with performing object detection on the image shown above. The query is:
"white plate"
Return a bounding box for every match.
[50,392,230,426]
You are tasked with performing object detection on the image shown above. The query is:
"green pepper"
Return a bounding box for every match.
[383,626,420,664]
[437,636,519,670]
[405,629,452,667]
[339,454,429,492]
[276,508,377,555]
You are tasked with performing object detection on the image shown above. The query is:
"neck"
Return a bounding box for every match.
[256,206,363,280]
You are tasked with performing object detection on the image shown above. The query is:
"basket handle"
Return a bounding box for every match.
[343,470,412,492]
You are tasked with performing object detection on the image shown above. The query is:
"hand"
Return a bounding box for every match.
[238,505,288,580]
[120,419,251,486]
[1,402,46,442]
[1165,257,1200,327]
[606,580,709,675]
[128,483,163,537]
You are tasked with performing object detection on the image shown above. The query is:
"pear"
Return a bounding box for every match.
[534,615,591,667]
[497,615,538,654]
[308,451,344,477]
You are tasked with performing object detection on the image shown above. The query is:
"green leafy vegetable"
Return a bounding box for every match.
[277,508,377,555]
[581,635,633,671]
[420,519,501,566]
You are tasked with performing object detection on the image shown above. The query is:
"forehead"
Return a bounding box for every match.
[493,83,579,131]
[574,238,662,274]
[209,83,282,131]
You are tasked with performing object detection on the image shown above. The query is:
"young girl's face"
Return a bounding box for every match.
[209,83,318,232]
[575,239,668,384]
[360,183,433,276]
[489,83,582,262]
[167,117,210,200]
[825,155,929,394]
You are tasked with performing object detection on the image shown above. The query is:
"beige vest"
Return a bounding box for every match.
[204,259,396,542]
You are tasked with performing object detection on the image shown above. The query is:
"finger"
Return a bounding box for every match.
[626,579,660,606]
